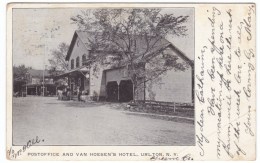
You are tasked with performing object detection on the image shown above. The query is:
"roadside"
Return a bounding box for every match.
[100,101,194,124]
[13,96,195,145]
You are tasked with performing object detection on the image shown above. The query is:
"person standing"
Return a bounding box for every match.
[77,86,81,101]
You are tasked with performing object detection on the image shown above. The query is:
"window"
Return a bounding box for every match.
[76,57,80,68]
[71,59,74,69]
[82,54,87,66]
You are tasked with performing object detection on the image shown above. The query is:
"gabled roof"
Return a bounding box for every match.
[66,31,85,61]
[66,30,100,61]
[168,43,194,67]
[66,30,193,66]
[141,42,194,67]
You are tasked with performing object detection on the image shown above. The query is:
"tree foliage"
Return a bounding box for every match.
[48,42,69,76]
[71,8,191,98]
[13,64,31,82]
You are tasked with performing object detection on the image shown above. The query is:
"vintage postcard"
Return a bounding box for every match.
[6,3,256,161]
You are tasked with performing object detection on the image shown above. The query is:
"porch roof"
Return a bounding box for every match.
[22,83,55,87]
[56,67,89,78]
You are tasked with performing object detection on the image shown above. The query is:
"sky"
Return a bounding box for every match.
[13,8,194,70]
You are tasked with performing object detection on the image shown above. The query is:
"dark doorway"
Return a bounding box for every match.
[119,80,133,102]
[47,85,57,96]
[27,87,36,95]
[106,81,118,102]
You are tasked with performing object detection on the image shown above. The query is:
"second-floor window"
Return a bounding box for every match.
[76,57,80,68]
[71,59,74,69]
[82,54,87,66]
[76,57,79,67]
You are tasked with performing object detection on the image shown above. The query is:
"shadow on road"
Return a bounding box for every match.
[55,100,121,108]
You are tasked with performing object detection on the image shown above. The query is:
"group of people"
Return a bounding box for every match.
[57,87,71,100]
[58,86,88,101]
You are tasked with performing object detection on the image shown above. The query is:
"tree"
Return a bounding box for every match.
[48,42,69,76]
[13,64,31,81]
[71,8,190,100]
[13,65,31,93]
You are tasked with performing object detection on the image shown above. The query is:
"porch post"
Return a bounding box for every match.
[68,75,71,100]
[117,81,120,102]
[25,82,27,96]
[144,80,146,101]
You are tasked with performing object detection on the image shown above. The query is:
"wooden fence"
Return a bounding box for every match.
[127,100,194,115]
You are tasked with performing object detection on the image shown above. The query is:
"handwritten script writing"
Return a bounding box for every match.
[7,136,44,159]
[196,5,255,160]
[150,153,193,161]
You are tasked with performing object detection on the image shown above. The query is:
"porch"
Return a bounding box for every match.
[56,67,90,98]
[22,83,56,96]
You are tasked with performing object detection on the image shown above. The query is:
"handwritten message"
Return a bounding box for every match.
[6,3,256,161]
[7,136,44,159]
[196,4,255,160]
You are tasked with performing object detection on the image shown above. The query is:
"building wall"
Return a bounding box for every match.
[67,34,193,103]
[30,77,53,85]
[146,67,192,103]
[89,57,192,103]
[69,37,89,70]
[31,78,41,84]
[143,46,193,103]
[146,59,193,103]
[89,61,106,98]
[67,36,90,93]
[106,68,130,85]
[84,77,90,93]
[44,78,54,84]
[89,65,132,99]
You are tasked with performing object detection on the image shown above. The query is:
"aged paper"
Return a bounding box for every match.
[6,3,255,161]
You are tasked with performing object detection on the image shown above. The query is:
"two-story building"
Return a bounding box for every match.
[23,69,56,96]
[58,30,194,103]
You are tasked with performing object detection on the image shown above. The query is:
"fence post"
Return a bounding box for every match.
[173,102,176,112]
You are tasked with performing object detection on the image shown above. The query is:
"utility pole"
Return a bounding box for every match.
[37,23,59,96]
[42,65,45,96]
[42,38,46,97]
[25,72,30,96]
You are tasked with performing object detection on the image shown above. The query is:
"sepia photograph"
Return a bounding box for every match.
[12,7,195,146]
